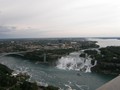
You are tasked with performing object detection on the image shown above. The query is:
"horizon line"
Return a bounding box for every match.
[0,37,120,40]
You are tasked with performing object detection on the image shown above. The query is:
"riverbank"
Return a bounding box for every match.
[0,63,59,90]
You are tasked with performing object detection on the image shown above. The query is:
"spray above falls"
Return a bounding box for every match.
[56,52,97,72]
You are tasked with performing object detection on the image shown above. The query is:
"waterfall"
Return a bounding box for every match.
[56,52,97,72]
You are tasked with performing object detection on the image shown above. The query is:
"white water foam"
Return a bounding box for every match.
[75,84,89,90]
[56,52,97,72]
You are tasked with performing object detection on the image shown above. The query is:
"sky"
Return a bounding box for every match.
[0,0,120,38]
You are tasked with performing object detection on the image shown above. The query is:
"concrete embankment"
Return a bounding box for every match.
[97,75,120,90]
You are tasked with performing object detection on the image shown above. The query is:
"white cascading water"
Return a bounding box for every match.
[56,52,97,72]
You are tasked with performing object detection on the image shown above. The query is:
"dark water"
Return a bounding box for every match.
[0,56,115,90]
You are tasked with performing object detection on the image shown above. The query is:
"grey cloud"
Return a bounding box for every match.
[0,26,16,32]
[0,25,17,38]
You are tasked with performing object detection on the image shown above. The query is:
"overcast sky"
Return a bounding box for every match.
[0,0,120,38]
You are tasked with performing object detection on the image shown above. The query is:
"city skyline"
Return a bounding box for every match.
[0,0,120,38]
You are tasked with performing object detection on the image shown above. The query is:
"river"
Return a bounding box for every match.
[88,38,120,47]
[0,54,115,90]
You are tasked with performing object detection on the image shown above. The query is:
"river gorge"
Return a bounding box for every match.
[0,38,119,90]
